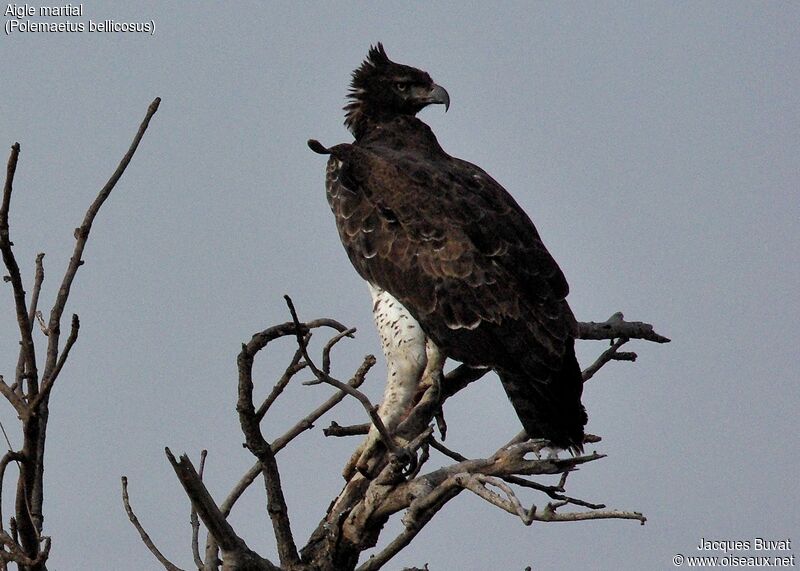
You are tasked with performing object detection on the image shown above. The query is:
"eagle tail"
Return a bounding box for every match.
[497,340,587,453]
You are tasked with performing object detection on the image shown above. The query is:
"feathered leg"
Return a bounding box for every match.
[343,285,429,479]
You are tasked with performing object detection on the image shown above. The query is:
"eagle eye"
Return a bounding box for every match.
[395,81,409,92]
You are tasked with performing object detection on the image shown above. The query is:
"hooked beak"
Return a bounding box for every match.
[427,83,450,111]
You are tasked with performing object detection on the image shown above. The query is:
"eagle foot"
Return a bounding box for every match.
[343,433,415,481]
[343,434,384,480]
[372,447,417,484]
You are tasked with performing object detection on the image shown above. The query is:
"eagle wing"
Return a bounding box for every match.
[325,142,576,368]
[320,136,586,449]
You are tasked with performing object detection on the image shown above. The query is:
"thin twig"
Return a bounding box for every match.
[1,142,39,392]
[427,437,467,462]
[0,376,26,416]
[582,337,630,382]
[27,254,45,332]
[499,474,570,498]
[28,314,80,414]
[284,295,399,457]
[255,348,306,422]
[13,253,46,391]
[273,354,375,453]
[121,476,186,571]
[191,450,208,570]
[322,327,356,374]
[323,422,370,437]
[44,98,161,367]
[536,502,646,524]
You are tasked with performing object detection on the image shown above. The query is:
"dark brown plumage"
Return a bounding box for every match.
[310,44,586,450]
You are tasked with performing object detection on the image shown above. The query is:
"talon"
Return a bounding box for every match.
[356,452,375,478]
[434,409,447,440]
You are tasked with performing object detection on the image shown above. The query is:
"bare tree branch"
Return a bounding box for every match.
[0,376,27,417]
[232,315,356,568]
[43,97,161,383]
[11,254,41,395]
[1,142,39,395]
[164,449,280,571]
[1,142,45,567]
[454,473,645,525]
[582,337,631,382]
[237,337,300,568]
[578,312,670,344]
[191,450,208,570]
[255,348,305,422]
[356,486,461,571]
[322,328,356,375]
[0,98,161,569]
[127,299,665,571]
[27,254,45,333]
[272,354,375,454]
[323,422,369,438]
[27,314,79,414]
[0,531,49,567]
[0,450,24,535]
[13,253,46,394]
[427,436,602,507]
[218,350,375,519]
[355,485,460,571]
[426,436,467,463]
[284,296,400,460]
[202,347,376,570]
[121,476,185,571]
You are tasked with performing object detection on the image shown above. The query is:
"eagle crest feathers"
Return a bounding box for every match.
[344,43,446,139]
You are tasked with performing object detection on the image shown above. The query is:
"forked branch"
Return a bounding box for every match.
[1,98,161,569]
[164,449,280,571]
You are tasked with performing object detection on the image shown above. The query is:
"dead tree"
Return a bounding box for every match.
[0,98,161,570]
[124,295,668,570]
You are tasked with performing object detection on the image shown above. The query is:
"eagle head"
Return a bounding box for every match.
[344,43,449,136]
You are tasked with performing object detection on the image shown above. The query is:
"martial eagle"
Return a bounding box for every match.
[309,44,587,475]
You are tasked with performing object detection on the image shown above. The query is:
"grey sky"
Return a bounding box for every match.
[1,2,798,569]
